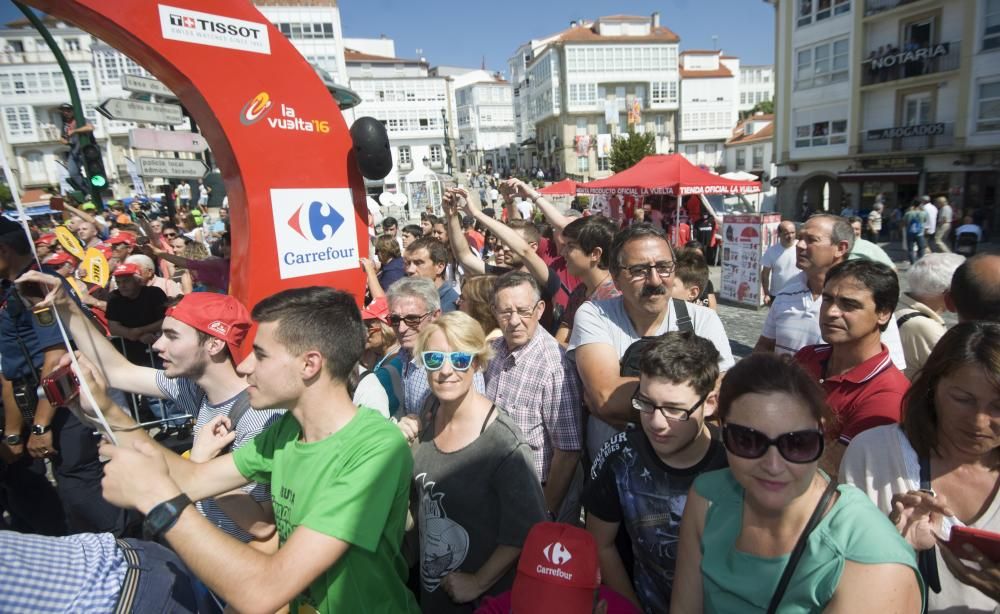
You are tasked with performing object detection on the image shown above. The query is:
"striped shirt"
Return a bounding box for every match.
[156,371,284,542]
[0,531,125,613]
[484,328,583,480]
[762,272,907,370]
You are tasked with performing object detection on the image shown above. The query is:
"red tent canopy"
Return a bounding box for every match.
[577,154,761,196]
[538,178,581,196]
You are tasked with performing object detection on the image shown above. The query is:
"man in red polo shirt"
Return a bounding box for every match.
[794,259,909,477]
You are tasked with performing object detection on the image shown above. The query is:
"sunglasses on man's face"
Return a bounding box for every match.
[722,423,824,464]
[389,312,431,328]
[163,232,178,238]
[421,351,474,372]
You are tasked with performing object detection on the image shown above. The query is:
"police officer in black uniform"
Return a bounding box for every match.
[0,217,124,535]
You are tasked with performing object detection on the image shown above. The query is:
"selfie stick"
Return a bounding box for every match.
[0,147,118,445]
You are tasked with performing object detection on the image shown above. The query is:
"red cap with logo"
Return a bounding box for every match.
[106,231,136,246]
[35,233,57,246]
[360,296,390,324]
[511,522,600,614]
[44,252,78,267]
[165,293,252,359]
[112,263,141,277]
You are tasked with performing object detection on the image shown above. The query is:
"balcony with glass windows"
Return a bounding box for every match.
[858,121,954,153]
[0,49,91,64]
[860,41,959,86]
[864,0,928,17]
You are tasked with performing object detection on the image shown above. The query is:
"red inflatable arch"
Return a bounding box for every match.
[22,0,369,318]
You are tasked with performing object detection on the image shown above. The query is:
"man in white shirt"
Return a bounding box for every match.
[761,220,798,304]
[921,195,938,251]
[753,214,906,370]
[933,196,953,253]
[568,224,735,457]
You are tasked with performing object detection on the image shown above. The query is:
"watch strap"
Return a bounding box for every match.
[143,492,191,541]
[32,424,51,435]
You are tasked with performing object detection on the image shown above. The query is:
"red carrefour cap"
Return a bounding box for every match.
[35,233,57,246]
[360,296,390,324]
[106,232,136,246]
[112,263,141,277]
[511,522,600,614]
[44,252,77,267]
[165,293,251,359]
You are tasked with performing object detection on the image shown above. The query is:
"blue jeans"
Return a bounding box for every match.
[906,232,926,264]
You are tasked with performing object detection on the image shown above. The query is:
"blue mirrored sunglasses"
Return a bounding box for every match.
[421,351,474,372]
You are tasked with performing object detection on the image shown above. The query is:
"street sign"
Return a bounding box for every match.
[121,74,175,98]
[98,98,184,124]
[137,156,208,179]
[129,128,209,152]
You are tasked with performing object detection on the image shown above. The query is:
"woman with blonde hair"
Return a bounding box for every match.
[411,311,544,613]
[456,275,501,340]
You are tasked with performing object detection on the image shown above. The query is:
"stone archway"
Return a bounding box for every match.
[795,172,844,216]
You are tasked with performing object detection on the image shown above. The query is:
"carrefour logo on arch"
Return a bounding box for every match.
[270,188,358,280]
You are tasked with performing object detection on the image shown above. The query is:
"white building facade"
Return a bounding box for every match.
[512,13,681,181]
[738,64,775,112]
[725,113,775,175]
[455,77,515,172]
[254,0,347,90]
[773,0,1000,227]
[678,50,740,170]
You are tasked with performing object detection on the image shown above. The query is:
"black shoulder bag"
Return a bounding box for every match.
[766,479,839,614]
[917,455,942,596]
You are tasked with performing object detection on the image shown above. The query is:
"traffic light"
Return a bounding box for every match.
[80,142,107,189]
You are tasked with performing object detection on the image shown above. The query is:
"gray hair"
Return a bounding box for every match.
[492,270,541,304]
[908,253,966,296]
[386,276,441,312]
[125,254,155,272]
[810,214,855,252]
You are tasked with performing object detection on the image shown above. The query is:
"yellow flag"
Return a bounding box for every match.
[81,247,109,287]
[54,226,85,260]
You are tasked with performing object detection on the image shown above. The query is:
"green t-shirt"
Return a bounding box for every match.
[695,468,922,613]
[233,407,419,614]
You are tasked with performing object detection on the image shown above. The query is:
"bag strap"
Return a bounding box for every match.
[897,311,929,328]
[917,455,942,595]
[221,390,253,454]
[766,479,839,614]
[672,298,693,333]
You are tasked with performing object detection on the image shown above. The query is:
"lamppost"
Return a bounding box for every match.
[441,108,453,174]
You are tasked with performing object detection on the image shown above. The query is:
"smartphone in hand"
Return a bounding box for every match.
[947,526,1000,563]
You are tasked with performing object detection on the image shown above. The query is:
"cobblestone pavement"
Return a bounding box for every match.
[713,239,971,358]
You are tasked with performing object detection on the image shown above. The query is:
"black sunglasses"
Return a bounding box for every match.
[722,423,824,464]
[389,312,431,328]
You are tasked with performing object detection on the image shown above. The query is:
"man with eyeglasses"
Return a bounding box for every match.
[583,332,728,614]
[793,259,909,478]
[386,278,484,440]
[484,271,583,523]
[567,224,735,459]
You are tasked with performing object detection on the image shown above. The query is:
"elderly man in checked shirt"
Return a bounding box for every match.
[484,271,583,522]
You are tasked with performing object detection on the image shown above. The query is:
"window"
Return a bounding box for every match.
[25,150,45,182]
[597,157,610,171]
[398,146,412,166]
[64,38,80,51]
[977,80,1000,131]
[685,145,698,156]
[795,38,849,90]
[903,92,932,125]
[740,92,747,105]
[655,114,667,135]
[986,0,1000,50]
[795,119,847,147]
[798,0,849,26]
[429,145,443,165]
[736,148,747,168]
[568,83,597,107]
[276,22,334,39]
[650,81,678,105]
[577,156,589,172]
[3,105,35,138]
[752,145,764,168]
[704,143,718,154]
[576,117,588,135]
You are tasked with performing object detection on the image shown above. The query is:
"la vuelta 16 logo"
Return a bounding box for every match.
[239,91,329,134]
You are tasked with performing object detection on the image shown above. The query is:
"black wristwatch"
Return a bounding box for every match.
[32,424,51,435]
[143,493,191,540]
[3,433,22,446]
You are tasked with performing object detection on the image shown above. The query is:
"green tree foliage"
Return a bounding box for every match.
[609,128,656,173]
[739,100,775,120]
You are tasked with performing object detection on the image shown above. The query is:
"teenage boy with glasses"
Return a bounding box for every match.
[583,331,728,614]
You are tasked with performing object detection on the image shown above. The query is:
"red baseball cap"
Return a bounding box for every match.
[360,296,390,324]
[511,523,600,614]
[44,252,77,267]
[165,293,251,359]
[112,263,141,277]
[106,232,136,246]
[35,233,57,246]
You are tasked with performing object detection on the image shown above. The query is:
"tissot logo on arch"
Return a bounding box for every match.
[239,91,330,134]
[158,5,270,55]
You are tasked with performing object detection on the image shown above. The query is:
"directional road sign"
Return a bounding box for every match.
[129,128,209,153]
[137,157,208,179]
[98,98,184,125]
[121,74,175,98]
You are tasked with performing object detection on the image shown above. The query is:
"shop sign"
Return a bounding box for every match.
[870,43,949,70]
[866,123,945,140]
[860,157,923,170]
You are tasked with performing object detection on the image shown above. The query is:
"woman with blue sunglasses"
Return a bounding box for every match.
[671,353,923,613]
[410,311,546,613]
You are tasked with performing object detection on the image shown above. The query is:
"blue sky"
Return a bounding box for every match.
[1,1,776,72]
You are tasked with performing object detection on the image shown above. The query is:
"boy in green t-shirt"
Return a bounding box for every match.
[76,287,419,614]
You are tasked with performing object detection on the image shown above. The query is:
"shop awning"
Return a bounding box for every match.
[578,154,761,196]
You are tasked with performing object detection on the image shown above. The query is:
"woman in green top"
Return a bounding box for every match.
[671,354,923,613]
